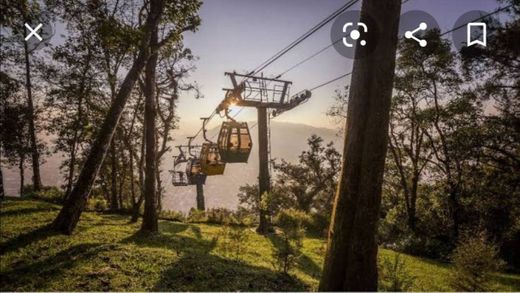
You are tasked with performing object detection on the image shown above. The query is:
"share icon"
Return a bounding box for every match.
[405,22,428,47]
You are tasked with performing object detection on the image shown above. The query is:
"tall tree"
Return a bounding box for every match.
[154,47,198,211]
[319,0,402,290]
[404,30,468,241]
[21,2,43,191]
[273,135,340,213]
[141,10,160,232]
[141,8,200,232]
[50,0,164,234]
[386,39,436,233]
[50,0,201,234]
[0,73,31,196]
[1,1,47,191]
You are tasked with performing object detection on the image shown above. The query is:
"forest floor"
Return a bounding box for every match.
[1,198,520,291]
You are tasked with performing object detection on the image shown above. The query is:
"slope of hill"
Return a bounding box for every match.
[1,199,519,291]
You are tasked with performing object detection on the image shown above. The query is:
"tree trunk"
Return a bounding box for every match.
[448,184,461,241]
[65,59,89,200]
[409,173,419,232]
[0,163,4,200]
[109,141,119,210]
[156,159,162,212]
[196,182,205,211]
[131,125,147,223]
[50,2,164,234]
[65,133,78,200]
[118,152,126,210]
[319,0,401,290]
[19,155,25,196]
[131,195,144,222]
[141,21,160,233]
[129,147,137,216]
[23,35,42,192]
[0,151,5,200]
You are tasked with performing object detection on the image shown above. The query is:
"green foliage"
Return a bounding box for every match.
[206,208,237,225]
[187,208,255,226]
[159,210,186,222]
[86,197,108,212]
[378,253,415,291]
[272,209,306,274]
[238,136,339,237]
[305,213,330,237]
[217,221,250,260]
[272,135,340,214]
[374,15,520,270]
[450,232,506,291]
[187,208,208,223]
[25,186,64,204]
[259,191,278,220]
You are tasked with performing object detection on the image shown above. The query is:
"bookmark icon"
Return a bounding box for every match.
[467,22,487,47]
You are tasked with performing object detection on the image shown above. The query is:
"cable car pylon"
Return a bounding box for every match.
[186,136,206,210]
[216,72,312,234]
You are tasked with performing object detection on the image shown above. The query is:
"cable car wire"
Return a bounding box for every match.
[249,0,361,77]
[197,0,512,154]
[440,4,513,36]
[183,0,363,145]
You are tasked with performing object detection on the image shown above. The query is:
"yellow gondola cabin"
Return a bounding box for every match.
[199,143,226,175]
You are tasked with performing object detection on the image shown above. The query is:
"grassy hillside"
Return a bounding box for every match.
[1,199,519,291]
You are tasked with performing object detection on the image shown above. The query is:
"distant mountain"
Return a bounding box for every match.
[2,121,342,213]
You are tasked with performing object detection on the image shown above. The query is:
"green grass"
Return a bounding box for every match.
[1,199,519,291]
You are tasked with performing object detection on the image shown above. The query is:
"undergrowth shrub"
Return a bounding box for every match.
[378,253,415,291]
[450,231,505,291]
[86,197,108,211]
[26,186,64,204]
[392,233,452,260]
[187,208,208,223]
[305,212,330,237]
[159,210,186,222]
[187,208,255,226]
[206,208,234,224]
[272,208,306,274]
[217,220,249,260]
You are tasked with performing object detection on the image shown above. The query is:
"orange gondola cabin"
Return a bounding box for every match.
[199,142,226,175]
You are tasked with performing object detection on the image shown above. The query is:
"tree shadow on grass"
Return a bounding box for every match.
[120,225,216,256]
[160,221,190,234]
[189,224,202,239]
[0,225,57,255]
[0,243,111,291]
[492,273,520,290]
[267,233,322,279]
[153,253,309,291]
[0,206,58,217]
[122,225,307,291]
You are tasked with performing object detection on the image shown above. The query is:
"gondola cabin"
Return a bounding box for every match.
[186,158,207,185]
[199,143,226,175]
[217,121,252,163]
[171,155,189,186]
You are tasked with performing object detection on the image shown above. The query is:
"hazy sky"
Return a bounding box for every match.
[178,0,502,137]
